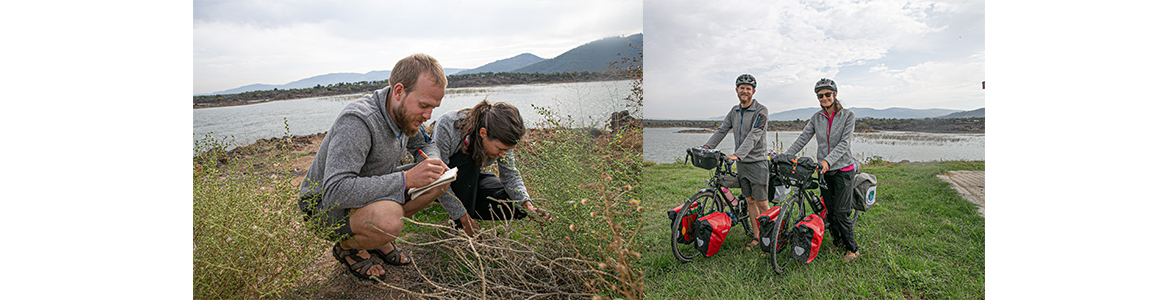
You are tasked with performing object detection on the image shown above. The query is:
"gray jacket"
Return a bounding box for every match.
[432,110,531,214]
[704,100,769,162]
[298,86,467,220]
[784,108,857,171]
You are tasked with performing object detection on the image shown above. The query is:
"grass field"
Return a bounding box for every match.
[638,160,985,299]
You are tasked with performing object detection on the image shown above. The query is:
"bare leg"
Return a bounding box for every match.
[338,200,403,277]
[337,183,450,275]
[746,196,761,239]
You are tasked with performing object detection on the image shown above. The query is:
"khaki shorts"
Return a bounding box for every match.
[736,160,769,201]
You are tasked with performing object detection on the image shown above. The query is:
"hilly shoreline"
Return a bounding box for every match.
[193,72,630,109]
[645,118,984,134]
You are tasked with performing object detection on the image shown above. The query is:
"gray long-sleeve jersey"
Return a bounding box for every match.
[784,108,858,171]
[298,86,467,220]
[704,100,769,163]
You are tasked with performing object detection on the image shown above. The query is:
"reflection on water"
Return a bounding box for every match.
[194,80,634,150]
[643,127,984,163]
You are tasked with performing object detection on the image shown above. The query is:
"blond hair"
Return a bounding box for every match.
[389,53,447,94]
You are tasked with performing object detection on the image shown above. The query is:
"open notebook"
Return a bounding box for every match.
[407,167,457,199]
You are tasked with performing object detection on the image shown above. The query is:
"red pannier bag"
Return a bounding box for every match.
[790,214,825,264]
[694,212,732,257]
[756,205,784,252]
[667,202,703,243]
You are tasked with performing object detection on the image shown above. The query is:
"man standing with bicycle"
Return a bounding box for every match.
[702,74,770,251]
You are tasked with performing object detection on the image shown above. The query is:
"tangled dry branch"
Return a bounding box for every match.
[362,215,607,299]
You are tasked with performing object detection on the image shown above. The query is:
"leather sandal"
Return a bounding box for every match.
[331,243,388,281]
[745,239,761,251]
[375,241,412,266]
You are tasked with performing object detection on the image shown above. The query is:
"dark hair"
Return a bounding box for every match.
[455,100,526,166]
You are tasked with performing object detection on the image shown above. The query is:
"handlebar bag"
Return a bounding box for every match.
[686,147,722,170]
[790,214,825,264]
[852,172,878,212]
[667,201,704,243]
[694,211,732,258]
[769,154,817,186]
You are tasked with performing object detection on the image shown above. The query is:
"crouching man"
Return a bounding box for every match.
[299,53,468,281]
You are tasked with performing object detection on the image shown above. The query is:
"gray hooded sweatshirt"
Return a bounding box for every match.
[298,86,467,220]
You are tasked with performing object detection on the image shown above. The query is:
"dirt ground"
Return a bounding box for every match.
[239,133,432,299]
[936,171,985,217]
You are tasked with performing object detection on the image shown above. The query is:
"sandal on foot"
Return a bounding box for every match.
[745,239,761,251]
[375,241,413,266]
[331,243,388,281]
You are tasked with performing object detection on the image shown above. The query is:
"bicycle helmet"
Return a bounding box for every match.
[736,74,756,88]
[814,78,837,92]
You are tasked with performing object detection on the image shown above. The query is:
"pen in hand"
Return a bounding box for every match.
[418,150,449,171]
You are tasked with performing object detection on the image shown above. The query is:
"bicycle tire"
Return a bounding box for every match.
[769,195,799,275]
[671,190,716,263]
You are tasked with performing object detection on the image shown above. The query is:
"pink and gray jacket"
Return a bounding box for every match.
[784,108,858,172]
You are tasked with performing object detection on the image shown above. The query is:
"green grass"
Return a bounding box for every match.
[639,160,985,299]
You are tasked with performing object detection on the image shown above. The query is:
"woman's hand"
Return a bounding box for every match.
[457,213,480,236]
[819,160,830,174]
[524,200,553,225]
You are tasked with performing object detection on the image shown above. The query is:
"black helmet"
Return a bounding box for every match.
[814,78,837,92]
[736,74,756,88]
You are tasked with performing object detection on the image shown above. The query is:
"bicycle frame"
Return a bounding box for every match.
[767,166,825,275]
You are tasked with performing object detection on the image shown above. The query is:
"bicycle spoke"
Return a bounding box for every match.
[672,191,715,263]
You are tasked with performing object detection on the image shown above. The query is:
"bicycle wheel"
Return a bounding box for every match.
[770,194,801,274]
[671,190,716,263]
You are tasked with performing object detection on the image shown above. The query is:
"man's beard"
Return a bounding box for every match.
[392,101,421,136]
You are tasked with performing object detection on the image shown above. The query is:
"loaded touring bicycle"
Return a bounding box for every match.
[669,147,877,275]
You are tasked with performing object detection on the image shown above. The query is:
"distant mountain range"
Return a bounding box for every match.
[200,33,642,96]
[707,107,985,121]
[455,53,546,75]
[937,108,985,118]
[199,68,467,96]
[514,34,642,73]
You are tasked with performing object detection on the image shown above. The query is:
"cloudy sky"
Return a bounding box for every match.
[644,0,984,119]
[194,0,643,94]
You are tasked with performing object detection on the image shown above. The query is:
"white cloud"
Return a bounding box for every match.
[193,0,643,94]
[847,51,985,109]
[645,0,983,119]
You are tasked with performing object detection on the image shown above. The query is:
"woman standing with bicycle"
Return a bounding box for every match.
[783,78,860,261]
[433,100,552,236]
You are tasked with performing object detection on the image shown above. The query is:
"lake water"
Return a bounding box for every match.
[193,80,635,150]
[643,127,984,163]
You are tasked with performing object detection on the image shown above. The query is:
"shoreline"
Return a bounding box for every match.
[194,77,631,110]
[645,118,984,134]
